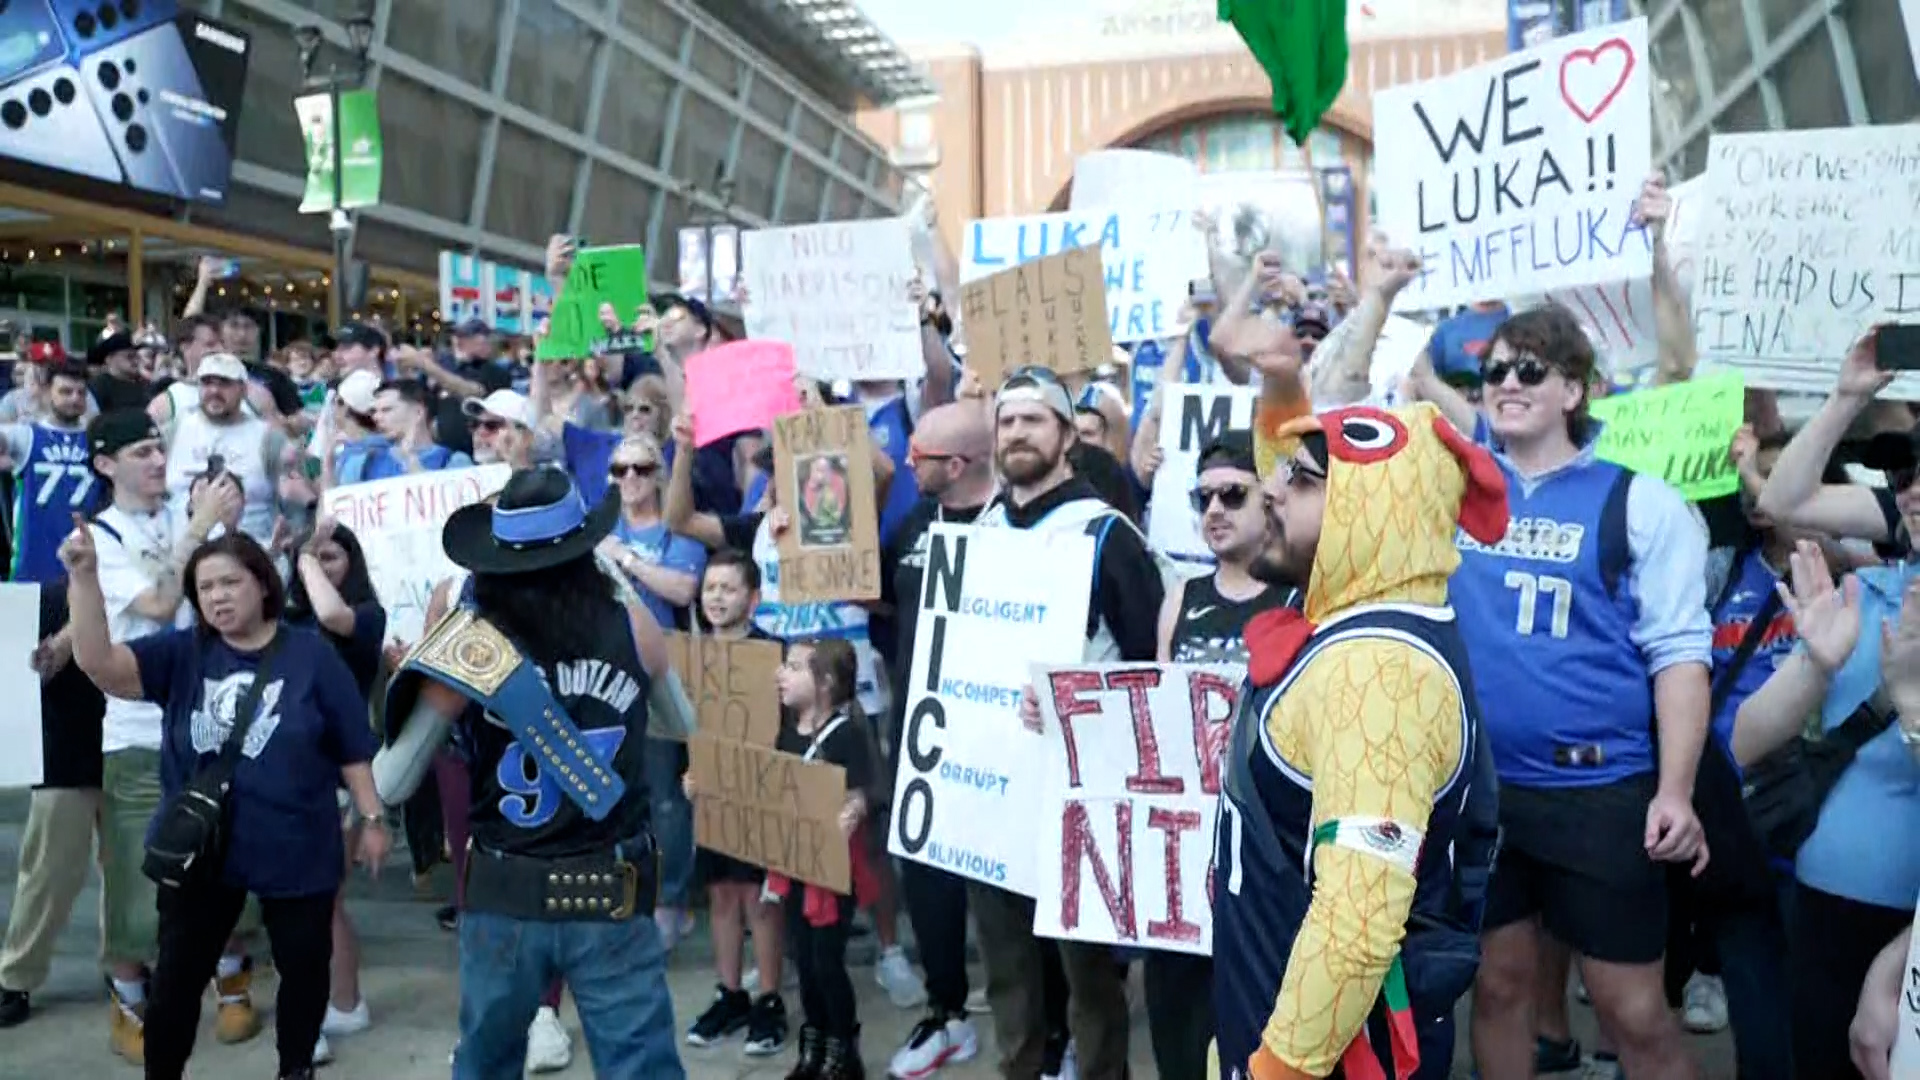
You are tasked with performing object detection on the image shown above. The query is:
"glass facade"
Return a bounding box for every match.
[1640,0,1920,178]
[183,0,917,288]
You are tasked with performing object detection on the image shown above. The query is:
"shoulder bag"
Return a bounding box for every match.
[1741,684,1897,861]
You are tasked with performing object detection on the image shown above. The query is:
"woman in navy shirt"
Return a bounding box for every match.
[62,530,385,1080]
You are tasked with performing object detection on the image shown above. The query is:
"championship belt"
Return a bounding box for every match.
[389,607,626,821]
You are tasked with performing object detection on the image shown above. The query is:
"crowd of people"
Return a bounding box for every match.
[0,166,1911,1080]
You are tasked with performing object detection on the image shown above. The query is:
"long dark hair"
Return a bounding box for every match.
[182,533,286,633]
[470,552,620,668]
[286,524,379,621]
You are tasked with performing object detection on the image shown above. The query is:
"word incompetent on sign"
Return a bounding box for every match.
[1691,124,1920,400]
[773,407,881,605]
[689,734,850,892]
[324,464,510,645]
[961,207,1207,344]
[666,634,783,746]
[537,245,647,361]
[742,219,922,382]
[1032,662,1243,955]
[1373,18,1653,309]
[1147,385,1257,568]
[960,245,1113,389]
[888,525,1095,896]
[1589,371,1745,501]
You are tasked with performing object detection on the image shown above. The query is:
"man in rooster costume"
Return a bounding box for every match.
[1209,399,1512,1080]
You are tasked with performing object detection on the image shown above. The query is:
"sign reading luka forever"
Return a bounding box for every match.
[0,0,255,203]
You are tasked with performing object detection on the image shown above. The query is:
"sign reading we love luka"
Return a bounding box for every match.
[1372,18,1654,310]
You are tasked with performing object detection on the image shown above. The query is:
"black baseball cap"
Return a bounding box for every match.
[1197,431,1259,475]
[88,410,162,460]
[335,322,387,352]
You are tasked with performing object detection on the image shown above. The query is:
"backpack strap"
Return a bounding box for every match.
[1598,467,1635,601]
[1831,686,1899,751]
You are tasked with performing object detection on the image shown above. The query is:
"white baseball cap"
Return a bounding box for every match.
[196,353,248,383]
[337,369,382,414]
[461,389,532,427]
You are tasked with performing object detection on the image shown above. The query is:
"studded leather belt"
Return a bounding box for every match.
[462,839,658,922]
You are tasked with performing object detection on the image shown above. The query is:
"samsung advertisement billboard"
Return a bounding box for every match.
[1508,0,1633,49]
[0,1,253,204]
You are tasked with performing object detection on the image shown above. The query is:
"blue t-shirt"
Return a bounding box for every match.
[1428,304,1510,381]
[332,436,391,487]
[611,519,708,629]
[360,442,472,481]
[128,625,378,898]
[866,397,918,547]
[1708,549,1795,759]
[564,424,742,516]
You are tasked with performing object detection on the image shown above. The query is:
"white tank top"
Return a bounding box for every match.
[165,409,276,545]
[750,518,888,716]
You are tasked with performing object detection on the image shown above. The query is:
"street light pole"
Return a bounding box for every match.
[296,8,375,329]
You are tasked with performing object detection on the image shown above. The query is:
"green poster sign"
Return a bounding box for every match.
[296,88,383,214]
[537,245,649,361]
[1589,371,1747,502]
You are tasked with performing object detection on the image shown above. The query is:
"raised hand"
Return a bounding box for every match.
[1775,540,1861,674]
[57,514,96,576]
[1838,326,1896,400]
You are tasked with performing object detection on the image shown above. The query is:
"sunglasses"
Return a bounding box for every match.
[1277,458,1326,489]
[625,401,656,416]
[908,445,966,466]
[1189,482,1254,513]
[469,417,506,433]
[1481,357,1554,388]
[610,462,659,479]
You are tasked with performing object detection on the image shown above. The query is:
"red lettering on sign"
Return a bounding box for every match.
[1145,807,1202,944]
[1105,668,1180,795]
[1188,671,1238,796]
[1060,800,1136,940]
[1047,670,1105,789]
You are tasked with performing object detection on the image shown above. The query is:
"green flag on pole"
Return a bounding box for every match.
[295,88,383,214]
[1219,0,1350,146]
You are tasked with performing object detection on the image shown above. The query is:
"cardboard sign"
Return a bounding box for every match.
[537,245,647,361]
[1373,18,1654,309]
[1032,662,1243,955]
[959,245,1114,391]
[1691,123,1920,400]
[1147,385,1258,569]
[666,634,783,747]
[1589,372,1746,501]
[689,734,850,892]
[887,524,1096,896]
[0,583,42,788]
[322,465,511,645]
[772,407,881,605]
[685,340,803,447]
[742,218,922,381]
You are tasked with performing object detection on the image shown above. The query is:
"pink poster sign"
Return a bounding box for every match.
[686,340,803,447]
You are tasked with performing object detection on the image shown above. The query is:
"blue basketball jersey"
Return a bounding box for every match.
[11,424,96,583]
[1450,460,1652,787]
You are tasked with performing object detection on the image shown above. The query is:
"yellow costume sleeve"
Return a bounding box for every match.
[1249,639,1465,1080]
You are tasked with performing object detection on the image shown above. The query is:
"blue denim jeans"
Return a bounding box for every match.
[454,911,685,1080]
[645,736,694,909]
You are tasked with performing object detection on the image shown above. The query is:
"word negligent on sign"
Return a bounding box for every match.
[1032,663,1243,956]
[689,734,850,892]
[665,634,783,746]
[959,245,1113,389]
[741,219,923,382]
[961,207,1207,345]
[772,407,882,606]
[1690,123,1920,400]
[1373,19,1653,309]
[1588,371,1746,501]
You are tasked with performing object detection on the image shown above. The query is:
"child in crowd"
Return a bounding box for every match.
[684,551,790,1055]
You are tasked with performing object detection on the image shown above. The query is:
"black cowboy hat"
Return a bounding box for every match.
[441,465,619,575]
[86,331,135,367]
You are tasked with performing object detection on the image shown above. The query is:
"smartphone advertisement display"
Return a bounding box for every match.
[0,1,253,203]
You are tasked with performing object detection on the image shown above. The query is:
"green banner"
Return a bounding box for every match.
[296,88,383,214]
[537,245,649,361]
[1589,371,1747,501]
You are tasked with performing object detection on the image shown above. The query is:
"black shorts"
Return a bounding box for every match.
[1482,773,1668,964]
[698,849,764,887]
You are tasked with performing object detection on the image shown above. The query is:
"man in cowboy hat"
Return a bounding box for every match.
[374,465,688,1080]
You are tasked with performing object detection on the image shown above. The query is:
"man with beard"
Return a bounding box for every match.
[160,354,286,548]
[1210,402,1509,1080]
[1,363,100,583]
[988,367,1163,1080]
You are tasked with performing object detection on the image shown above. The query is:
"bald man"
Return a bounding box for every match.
[875,402,999,1077]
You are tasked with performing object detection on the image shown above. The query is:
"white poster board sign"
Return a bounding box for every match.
[1070,150,1200,210]
[1148,385,1258,568]
[322,465,510,646]
[1031,661,1243,955]
[742,218,922,382]
[1893,897,1920,1076]
[887,525,1095,896]
[1360,315,1438,408]
[1373,18,1654,310]
[961,208,1208,344]
[0,584,42,788]
[1690,124,1920,400]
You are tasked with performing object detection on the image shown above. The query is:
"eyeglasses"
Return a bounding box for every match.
[1189,482,1254,513]
[1481,356,1554,388]
[625,402,656,416]
[908,445,966,466]
[610,463,659,479]
[1276,458,1326,489]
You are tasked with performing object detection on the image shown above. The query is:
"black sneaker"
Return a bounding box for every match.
[1039,1030,1070,1080]
[435,905,459,932]
[0,988,27,1027]
[686,985,752,1046]
[744,992,788,1056]
[1535,1036,1583,1074]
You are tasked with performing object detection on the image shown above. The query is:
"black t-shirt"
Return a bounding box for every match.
[38,585,104,790]
[719,512,764,553]
[246,361,303,418]
[289,601,389,699]
[776,710,875,801]
[1068,442,1141,523]
[431,360,514,457]
[90,372,150,413]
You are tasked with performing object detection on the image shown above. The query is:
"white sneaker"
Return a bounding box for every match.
[964,988,989,1015]
[1682,973,1729,1034]
[312,1033,333,1065]
[889,1014,979,1078]
[1041,1037,1077,1080]
[321,999,371,1038]
[525,1006,573,1073]
[876,946,928,1009]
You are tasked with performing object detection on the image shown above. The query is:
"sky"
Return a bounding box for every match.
[858,0,1051,45]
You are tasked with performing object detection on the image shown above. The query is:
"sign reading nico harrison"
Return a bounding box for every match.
[1372,18,1653,310]
[1031,662,1243,956]
[888,525,1094,897]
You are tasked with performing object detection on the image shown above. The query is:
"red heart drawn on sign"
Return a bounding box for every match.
[1558,38,1636,123]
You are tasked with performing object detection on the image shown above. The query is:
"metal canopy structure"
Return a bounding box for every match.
[710,0,938,109]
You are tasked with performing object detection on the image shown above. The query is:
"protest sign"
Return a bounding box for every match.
[1070,149,1200,210]
[1373,19,1653,310]
[685,340,803,447]
[959,246,1114,390]
[1147,385,1259,568]
[962,206,1208,344]
[742,219,922,381]
[1588,372,1745,501]
[666,633,783,746]
[688,734,850,892]
[772,407,881,605]
[0,584,41,787]
[536,245,647,361]
[887,524,1095,896]
[1691,124,1920,400]
[1031,662,1242,954]
[1893,894,1920,1075]
[322,465,511,645]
